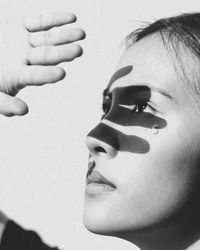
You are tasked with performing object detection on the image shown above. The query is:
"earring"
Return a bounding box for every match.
[152,124,159,135]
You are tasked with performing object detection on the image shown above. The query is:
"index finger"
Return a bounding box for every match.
[23,12,77,32]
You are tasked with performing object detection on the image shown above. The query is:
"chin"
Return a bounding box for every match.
[82,216,123,236]
[82,200,169,238]
[82,199,139,237]
[82,190,173,237]
[82,199,127,236]
[82,201,116,235]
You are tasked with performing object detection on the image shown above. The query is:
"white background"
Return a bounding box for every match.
[0,0,199,250]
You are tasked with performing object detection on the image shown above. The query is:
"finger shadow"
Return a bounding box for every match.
[88,85,167,154]
[87,123,150,153]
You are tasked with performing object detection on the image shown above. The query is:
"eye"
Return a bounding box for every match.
[132,102,147,113]
[101,94,112,119]
[131,100,156,114]
[101,103,111,119]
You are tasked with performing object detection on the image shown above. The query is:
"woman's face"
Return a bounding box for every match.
[83,34,200,237]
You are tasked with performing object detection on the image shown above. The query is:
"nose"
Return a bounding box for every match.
[85,123,119,159]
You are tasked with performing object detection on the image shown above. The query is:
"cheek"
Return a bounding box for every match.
[115,132,199,225]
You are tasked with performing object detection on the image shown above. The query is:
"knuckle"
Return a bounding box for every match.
[43,47,52,63]
[28,32,33,46]
[17,71,25,89]
[44,30,51,45]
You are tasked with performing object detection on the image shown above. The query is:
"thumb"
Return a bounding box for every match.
[0,91,28,116]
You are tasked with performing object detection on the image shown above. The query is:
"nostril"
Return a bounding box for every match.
[94,146,106,153]
[85,135,118,158]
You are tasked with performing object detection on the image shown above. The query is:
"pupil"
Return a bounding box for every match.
[139,103,147,111]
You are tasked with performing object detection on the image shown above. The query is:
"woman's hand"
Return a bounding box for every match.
[0,12,85,116]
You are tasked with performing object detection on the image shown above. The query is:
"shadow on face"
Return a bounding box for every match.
[88,123,150,153]
[87,68,167,155]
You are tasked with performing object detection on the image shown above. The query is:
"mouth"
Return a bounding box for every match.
[86,170,116,187]
[86,168,116,195]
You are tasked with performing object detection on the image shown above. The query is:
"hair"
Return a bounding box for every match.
[125,12,200,104]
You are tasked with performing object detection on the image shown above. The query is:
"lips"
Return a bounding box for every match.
[86,170,116,188]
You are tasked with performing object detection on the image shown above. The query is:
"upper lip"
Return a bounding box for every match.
[86,170,116,188]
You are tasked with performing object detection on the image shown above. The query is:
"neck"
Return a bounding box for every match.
[114,201,200,250]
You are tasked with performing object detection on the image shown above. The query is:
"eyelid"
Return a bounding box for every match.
[136,99,157,112]
[118,100,157,113]
[101,96,159,119]
[145,101,157,112]
[117,100,146,108]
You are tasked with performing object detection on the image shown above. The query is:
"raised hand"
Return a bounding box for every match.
[0,12,85,116]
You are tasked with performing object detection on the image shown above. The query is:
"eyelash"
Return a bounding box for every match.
[101,98,156,119]
[130,100,156,114]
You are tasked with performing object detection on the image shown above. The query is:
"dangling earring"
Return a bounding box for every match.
[152,124,159,135]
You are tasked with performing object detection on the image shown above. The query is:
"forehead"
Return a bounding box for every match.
[108,34,178,95]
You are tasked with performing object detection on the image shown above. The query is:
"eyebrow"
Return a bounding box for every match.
[150,86,173,100]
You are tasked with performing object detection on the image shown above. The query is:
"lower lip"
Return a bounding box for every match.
[85,183,116,195]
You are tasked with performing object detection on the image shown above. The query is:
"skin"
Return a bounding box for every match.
[0,11,85,241]
[1,12,200,250]
[84,34,200,249]
[0,12,85,116]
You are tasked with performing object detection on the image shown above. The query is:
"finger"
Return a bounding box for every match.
[27,44,83,65]
[18,66,66,87]
[29,27,86,47]
[23,12,77,32]
[0,92,28,117]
